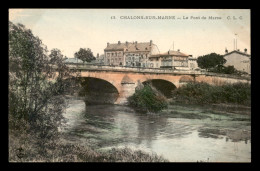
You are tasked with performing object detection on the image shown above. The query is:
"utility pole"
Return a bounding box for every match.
[234,33,238,50]
[234,39,235,51]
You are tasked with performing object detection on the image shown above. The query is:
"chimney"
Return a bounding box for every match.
[168,50,170,54]
[177,49,180,52]
[225,48,228,54]
[150,40,153,46]
[97,53,99,58]
[135,41,137,45]
[238,49,240,51]
[189,55,193,57]
[126,41,128,46]
[244,48,247,53]
[107,42,110,47]
[118,41,121,45]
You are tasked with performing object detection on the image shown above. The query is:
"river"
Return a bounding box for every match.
[60,97,251,162]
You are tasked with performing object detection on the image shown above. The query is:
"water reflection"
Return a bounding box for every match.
[61,98,251,162]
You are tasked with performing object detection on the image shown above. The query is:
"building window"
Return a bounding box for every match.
[107,53,110,57]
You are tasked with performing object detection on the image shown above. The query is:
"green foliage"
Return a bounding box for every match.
[172,82,251,106]
[209,65,237,74]
[128,85,168,113]
[209,65,249,76]
[9,21,78,151]
[222,65,236,74]
[197,53,226,70]
[74,48,95,63]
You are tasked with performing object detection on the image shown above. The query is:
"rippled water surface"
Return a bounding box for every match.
[61,98,251,162]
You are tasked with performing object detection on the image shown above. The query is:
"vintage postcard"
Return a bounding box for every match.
[9,9,251,162]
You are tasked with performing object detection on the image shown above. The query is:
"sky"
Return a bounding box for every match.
[9,9,250,58]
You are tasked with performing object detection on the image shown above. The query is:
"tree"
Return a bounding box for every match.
[197,53,226,71]
[128,84,168,113]
[9,21,78,152]
[222,65,237,74]
[74,48,96,63]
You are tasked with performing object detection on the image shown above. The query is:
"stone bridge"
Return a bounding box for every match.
[64,64,251,104]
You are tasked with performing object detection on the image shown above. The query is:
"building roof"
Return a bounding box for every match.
[188,57,197,60]
[150,50,189,58]
[104,41,153,52]
[161,50,189,56]
[223,50,250,57]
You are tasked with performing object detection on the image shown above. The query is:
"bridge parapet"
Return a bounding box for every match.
[66,63,201,75]
[66,63,251,81]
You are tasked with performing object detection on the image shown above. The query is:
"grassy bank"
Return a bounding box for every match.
[171,82,251,106]
[9,133,168,162]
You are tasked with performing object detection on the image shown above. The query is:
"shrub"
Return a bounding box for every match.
[172,82,251,106]
[128,85,168,113]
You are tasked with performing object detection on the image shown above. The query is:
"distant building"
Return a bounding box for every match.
[188,55,198,70]
[149,49,190,69]
[95,53,105,65]
[223,49,251,74]
[104,40,159,67]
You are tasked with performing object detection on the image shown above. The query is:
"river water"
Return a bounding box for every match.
[60,97,251,162]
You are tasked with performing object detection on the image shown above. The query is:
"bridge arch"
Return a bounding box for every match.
[78,77,119,104]
[142,79,177,98]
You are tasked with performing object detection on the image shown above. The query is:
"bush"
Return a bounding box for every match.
[128,85,168,113]
[172,82,251,106]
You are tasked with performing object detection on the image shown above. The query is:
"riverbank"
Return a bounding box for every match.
[9,132,168,162]
[169,99,251,115]
[170,82,251,113]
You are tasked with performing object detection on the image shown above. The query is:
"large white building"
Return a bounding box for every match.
[223,49,251,74]
[149,50,190,69]
[104,40,159,67]
[188,56,198,70]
